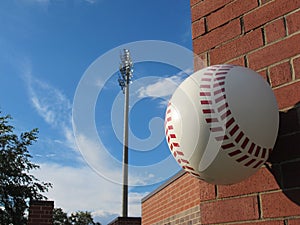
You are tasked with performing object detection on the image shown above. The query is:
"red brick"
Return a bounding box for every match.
[273,80,300,109]
[286,10,300,35]
[265,18,286,43]
[261,0,273,4]
[191,0,233,22]
[293,56,300,80]
[218,168,280,198]
[234,221,283,225]
[207,0,258,31]
[289,218,300,225]
[259,69,268,81]
[190,0,200,7]
[244,0,300,32]
[142,172,203,224]
[248,33,300,70]
[192,18,205,39]
[282,161,300,188]
[269,61,292,87]
[261,189,300,218]
[198,180,216,201]
[200,196,259,224]
[210,29,263,64]
[227,56,245,67]
[194,19,241,54]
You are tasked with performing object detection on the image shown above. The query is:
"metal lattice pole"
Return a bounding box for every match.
[118,49,133,217]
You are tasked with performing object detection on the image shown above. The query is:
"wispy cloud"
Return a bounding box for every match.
[137,68,192,99]
[26,74,76,151]
[136,68,193,109]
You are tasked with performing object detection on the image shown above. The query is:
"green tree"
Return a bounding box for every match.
[69,211,101,225]
[53,208,71,225]
[53,208,101,225]
[0,112,52,225]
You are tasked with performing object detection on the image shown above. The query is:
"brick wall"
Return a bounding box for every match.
[142,0,300,224]
[192,0,300,110]
[27,200,54,225]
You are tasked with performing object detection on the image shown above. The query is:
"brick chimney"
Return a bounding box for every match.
[27,200,54,225]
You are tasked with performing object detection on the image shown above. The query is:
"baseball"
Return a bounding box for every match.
[165,65,279,185]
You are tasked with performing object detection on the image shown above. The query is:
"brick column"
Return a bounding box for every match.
[27,200,54,225]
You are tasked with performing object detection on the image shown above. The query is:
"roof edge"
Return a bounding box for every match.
[141,170,186,203]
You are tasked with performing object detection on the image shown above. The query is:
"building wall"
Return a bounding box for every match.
[142,0,300,224]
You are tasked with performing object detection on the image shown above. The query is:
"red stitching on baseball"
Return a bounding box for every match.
[222,143,235,149]
[210,127,223,132]
[215,95,226,103]
[261,148,267,158]
[199,65,270,168]
[206,118,219,123]
[202,78,212,82]
[235,131,244,143]
[200,91,211,96]
[165,103,201,178]
[182,165,195,171]
[241,137,249,149]
[236,155,249,162]
[218,102,228,112]
[213,81,224,88]
[221,110,231,120]
[248,143,255,154]
[244,158,256,166]
[253,160,263,168]
[203,109,215,114]
[170,134,176,138]
[201,100,212,105]
[229,150,241,157]
[214,76,226,81]
[170,144,174,151]
[229,124,239,136]
[215,135,229,141]
[255,146,261,157]
[214,88,225,95]
[226,117,235,128]
[200,84,211,88]
[173,142,180,147]
[216,72,228,75]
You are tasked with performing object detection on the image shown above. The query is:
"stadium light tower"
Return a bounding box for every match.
[118,49,133,217]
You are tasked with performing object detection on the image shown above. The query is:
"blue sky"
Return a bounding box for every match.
[0,0,193,224]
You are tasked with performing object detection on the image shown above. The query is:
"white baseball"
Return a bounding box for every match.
[165,65,279,185]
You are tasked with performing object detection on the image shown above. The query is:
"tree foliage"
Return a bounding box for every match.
[0,112,52,225]
[53,208,101,225]
[53,208,70,225]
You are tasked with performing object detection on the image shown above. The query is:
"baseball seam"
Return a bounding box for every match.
[199,65,271,169]
[165,103,202,178]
